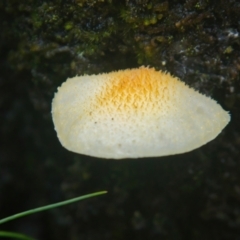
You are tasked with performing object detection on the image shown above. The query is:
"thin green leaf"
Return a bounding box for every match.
[0,191,107,225]
[0,231,35,240]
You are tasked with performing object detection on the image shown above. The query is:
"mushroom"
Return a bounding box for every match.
[52,66,230,159]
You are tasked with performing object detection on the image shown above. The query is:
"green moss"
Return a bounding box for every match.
[224,46,233,54]
[3,0,238,95]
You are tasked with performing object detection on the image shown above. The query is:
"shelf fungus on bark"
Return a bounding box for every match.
[52,66,230,159]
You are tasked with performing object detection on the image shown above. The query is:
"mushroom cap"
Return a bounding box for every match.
[52,66,230,159]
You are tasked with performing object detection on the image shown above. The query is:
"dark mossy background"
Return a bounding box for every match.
[1,0,240,239]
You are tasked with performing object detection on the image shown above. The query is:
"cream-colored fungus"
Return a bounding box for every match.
[52,66,230,159]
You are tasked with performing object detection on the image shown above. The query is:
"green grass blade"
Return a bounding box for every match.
[0,191,107,225]
[0,231,35,240]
